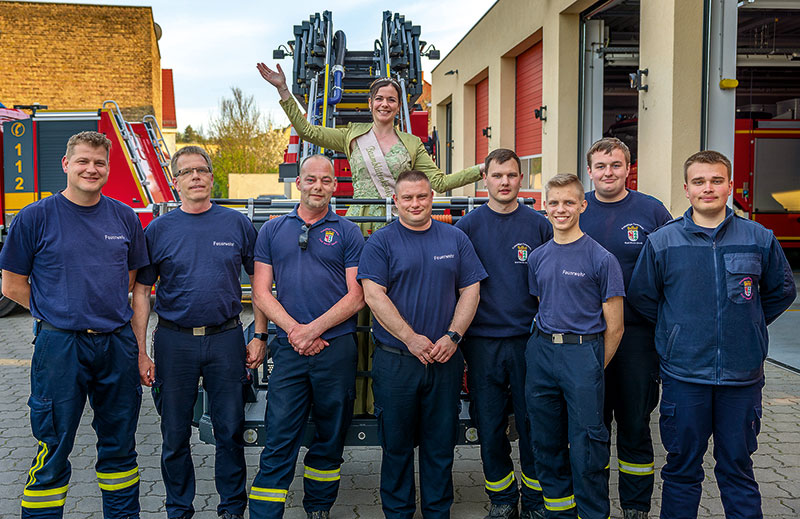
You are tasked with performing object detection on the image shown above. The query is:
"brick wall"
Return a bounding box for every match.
[0,1,162,123]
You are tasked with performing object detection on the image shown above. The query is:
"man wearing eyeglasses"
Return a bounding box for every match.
[132,146,267,519]
[248,154,365,519]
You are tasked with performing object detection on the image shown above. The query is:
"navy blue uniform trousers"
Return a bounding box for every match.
[659,372,764,519]
[603,324,660,511]
[249,334,357,518]
[371,345,464,519]
[152,324,248,519]
[462,335,543,511]
[23,324,141,519]
[525,333,609,519]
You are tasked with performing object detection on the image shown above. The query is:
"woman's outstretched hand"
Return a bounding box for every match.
[257,63,290,100]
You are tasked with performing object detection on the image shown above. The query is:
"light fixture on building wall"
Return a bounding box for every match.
[482,126,492,138]
[534,106,547,122]
[629,68,649,91]
[444,69,458,76]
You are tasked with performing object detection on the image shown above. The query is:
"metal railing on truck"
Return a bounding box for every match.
[180,195,542,447]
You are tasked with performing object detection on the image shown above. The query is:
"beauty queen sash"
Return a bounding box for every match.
[355,128,396,198]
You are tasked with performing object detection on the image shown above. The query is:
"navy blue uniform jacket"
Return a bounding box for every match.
[628,207,795,386]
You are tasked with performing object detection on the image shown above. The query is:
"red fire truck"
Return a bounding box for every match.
[0,100,178,316]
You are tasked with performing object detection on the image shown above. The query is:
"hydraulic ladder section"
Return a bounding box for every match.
[274,10,439,182]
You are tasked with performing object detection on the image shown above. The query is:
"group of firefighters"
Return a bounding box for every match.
[0,75,797,519]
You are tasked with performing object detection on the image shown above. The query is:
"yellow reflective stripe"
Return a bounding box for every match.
[303,465,341,482]
[97,466,140,491]
[21,484,69,509]
[543,494,576,511]
[618,459,655,476]
[485,471,515,492]
[520,472,542,491]
[249,486,288,502]
[26,441,49,488]
[605,463,610,470]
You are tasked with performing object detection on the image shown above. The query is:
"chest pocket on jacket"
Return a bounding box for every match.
[724,253,761,304]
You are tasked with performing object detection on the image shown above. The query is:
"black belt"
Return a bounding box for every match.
[158,317,239,336]
[39,320,125,335]
[534,326,600,344]
[376,343,415,357]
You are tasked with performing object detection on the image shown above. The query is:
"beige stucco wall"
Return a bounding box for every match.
[431,0,595,195]
[432,0,706,214]
[229,173,300,199]
[638,0,704,216]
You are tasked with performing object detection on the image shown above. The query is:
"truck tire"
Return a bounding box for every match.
[0,294,18,317]
[0,270,20,317]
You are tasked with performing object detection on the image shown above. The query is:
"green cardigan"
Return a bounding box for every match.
[280,98,482,193]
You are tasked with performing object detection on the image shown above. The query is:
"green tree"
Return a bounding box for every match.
[207,87,289,198]
[177,124,204,143]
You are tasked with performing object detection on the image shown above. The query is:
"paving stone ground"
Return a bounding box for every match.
[1,306,798,518]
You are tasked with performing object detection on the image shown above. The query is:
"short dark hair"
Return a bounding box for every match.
[586,137,631,167]
[683,150,731,182]
[545,173,584,200]
[396,170,430,188]
[484,148,521,174]
[66,131,112,158]
[369,76,402,100]
[171,145,212,175]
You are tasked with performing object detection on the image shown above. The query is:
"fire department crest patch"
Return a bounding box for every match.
[627,225,639,242]
[620,222,644,244]
[513,243,531,264]
[319,228,339,246]
[741,277,753,300]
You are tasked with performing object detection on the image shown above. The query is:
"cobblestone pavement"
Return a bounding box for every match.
[1,307,799,518]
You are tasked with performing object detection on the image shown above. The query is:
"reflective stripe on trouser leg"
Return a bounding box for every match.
[249,487,288,503]
[21,484,69,509]
[97,467,140,491]
[485,471,515,493]
[543,494,576,511]
[521,472,542,492]
[618,459,654,476]
[304,465,341,482]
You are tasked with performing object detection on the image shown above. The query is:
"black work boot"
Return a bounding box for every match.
[520,507,546,519]
[486,503,520,519]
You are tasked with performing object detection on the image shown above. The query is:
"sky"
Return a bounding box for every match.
[38,0,497,132]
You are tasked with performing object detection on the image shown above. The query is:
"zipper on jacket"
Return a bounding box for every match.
[713,239,721,384]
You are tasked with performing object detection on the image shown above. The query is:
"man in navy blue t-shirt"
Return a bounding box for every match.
[580,138,672,519]
[526,173,624,519]
[132,146,266,519]
[358,169,487,519]
[248,155,365,519]
[0,131,148,518]
[455,148,552,519]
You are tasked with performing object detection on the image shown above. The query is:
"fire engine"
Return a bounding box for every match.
[0,100,179,316]
[605,111,800,249]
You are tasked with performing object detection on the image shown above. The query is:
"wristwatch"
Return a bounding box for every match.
[446,330,462,345]
[253,332,268,341]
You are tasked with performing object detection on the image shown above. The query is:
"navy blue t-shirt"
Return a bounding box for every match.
[357,220,488,351]
[581,190,672,324]
[527,234,625,335]
[255,206,364,339]
[0,193,148,331]
[455,203,552,336]
[136,203,256,327]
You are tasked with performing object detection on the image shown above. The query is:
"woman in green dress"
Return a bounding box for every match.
[256,62,484,234]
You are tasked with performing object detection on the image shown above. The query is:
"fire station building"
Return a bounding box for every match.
[431,0,800,237]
